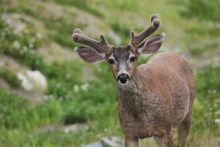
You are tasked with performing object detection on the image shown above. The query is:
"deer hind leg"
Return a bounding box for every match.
[153,131,173,147]
[176,113,192,147]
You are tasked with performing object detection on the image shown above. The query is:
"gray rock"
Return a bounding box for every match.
[83,142,103,147]
[83,136,123,147]
[101,136,123,147]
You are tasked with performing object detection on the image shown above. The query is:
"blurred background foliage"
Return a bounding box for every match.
[0,0,220,146]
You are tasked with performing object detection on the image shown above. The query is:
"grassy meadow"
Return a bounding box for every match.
[0,0,220,146]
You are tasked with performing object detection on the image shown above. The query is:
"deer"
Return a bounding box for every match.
[72,14,196,147]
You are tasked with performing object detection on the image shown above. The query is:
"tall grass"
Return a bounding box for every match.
[180,0,220,22]
[0,67,21,88]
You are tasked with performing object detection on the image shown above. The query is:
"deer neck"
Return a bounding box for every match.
[116,70,145,114]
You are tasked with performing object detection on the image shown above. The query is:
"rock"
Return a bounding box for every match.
[101,136,123,147]
[26,70,47,90]
[17,72,33,91]
[83,136,123,147]
[83,142,103,147]
[17,70,47,91]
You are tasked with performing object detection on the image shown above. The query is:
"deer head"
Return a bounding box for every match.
[73,14,165,87]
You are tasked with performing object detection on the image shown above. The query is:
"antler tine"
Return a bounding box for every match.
[130,14,161,49]
[72,28,110,53]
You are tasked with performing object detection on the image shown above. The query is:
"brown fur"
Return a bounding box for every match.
[117,52,196,147]
[73,15,196,147]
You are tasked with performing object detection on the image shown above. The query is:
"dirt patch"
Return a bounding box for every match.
[0,55,27,73]
[40,42,77,62]
[37,123,88,133]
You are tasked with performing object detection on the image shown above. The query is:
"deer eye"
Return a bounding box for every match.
[108,59,114,65]
[130,57,136,62]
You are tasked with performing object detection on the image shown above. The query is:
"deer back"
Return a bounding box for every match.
[137,52,196,126]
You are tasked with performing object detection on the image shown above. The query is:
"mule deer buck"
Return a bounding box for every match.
[72,14,196,147]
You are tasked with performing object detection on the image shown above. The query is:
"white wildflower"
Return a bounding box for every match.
[96,134,100,138]
[24,28,29,34]
[81,83,89,91]
[29,42,33,48]
[17,70,48,91]
[20,50,24,55]
[30,38,36,42]
[56,83,61,88]
[26,70,47,90]
[84,125,89,130]
[73,84,79,92]
[43,94,53,100]
[12,41,20,49]
[13,129,18,134]
[65,74,70,79]
[97,66,102,72]
[59,96,64,101]
[13,30,19,35]
[64,128,69,133]
[1,32,5,37]
[23,46,28,51]
[36,32,42,39]
[213,89,217,94]
[215,119,220,123]
[17,72,33,91]
[215,111,220,115]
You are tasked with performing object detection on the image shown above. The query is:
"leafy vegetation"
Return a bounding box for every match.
[180,0,220,22]
[54,0,104,18]
[0,0,220,146]
[189,66,220,145]
[0,89,62,128]
[0,67,21,88]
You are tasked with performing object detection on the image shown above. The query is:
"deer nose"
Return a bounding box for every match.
[117,74,129,84]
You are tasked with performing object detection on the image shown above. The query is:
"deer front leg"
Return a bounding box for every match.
[153,131,173,147]
[125,136,139,147]
[164,131,173,147]
[154,136,166,147]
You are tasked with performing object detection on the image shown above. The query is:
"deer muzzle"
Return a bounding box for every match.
[117,73,129,85]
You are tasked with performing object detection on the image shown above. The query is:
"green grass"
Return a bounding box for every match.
[0,89,62,129]
[0,67,21,88]
[186,66,220,146]
[53,0,104,18]
[179,0,220,22]
[0,0,220,146]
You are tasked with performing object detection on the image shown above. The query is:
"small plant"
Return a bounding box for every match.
[54,0,104,18]
[180,0,220,22]
[0,89,30,128]
[0,67,21,88]
[0,89,62,129]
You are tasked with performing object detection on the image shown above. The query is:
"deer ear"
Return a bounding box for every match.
[137,33,165,55]
[75,47,105,64]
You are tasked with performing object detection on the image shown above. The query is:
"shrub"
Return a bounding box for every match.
[54,0,104,18]
[0,89,62,129]
[180,0,220,22]
[191,66,220,136]
[0,67,21,88]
